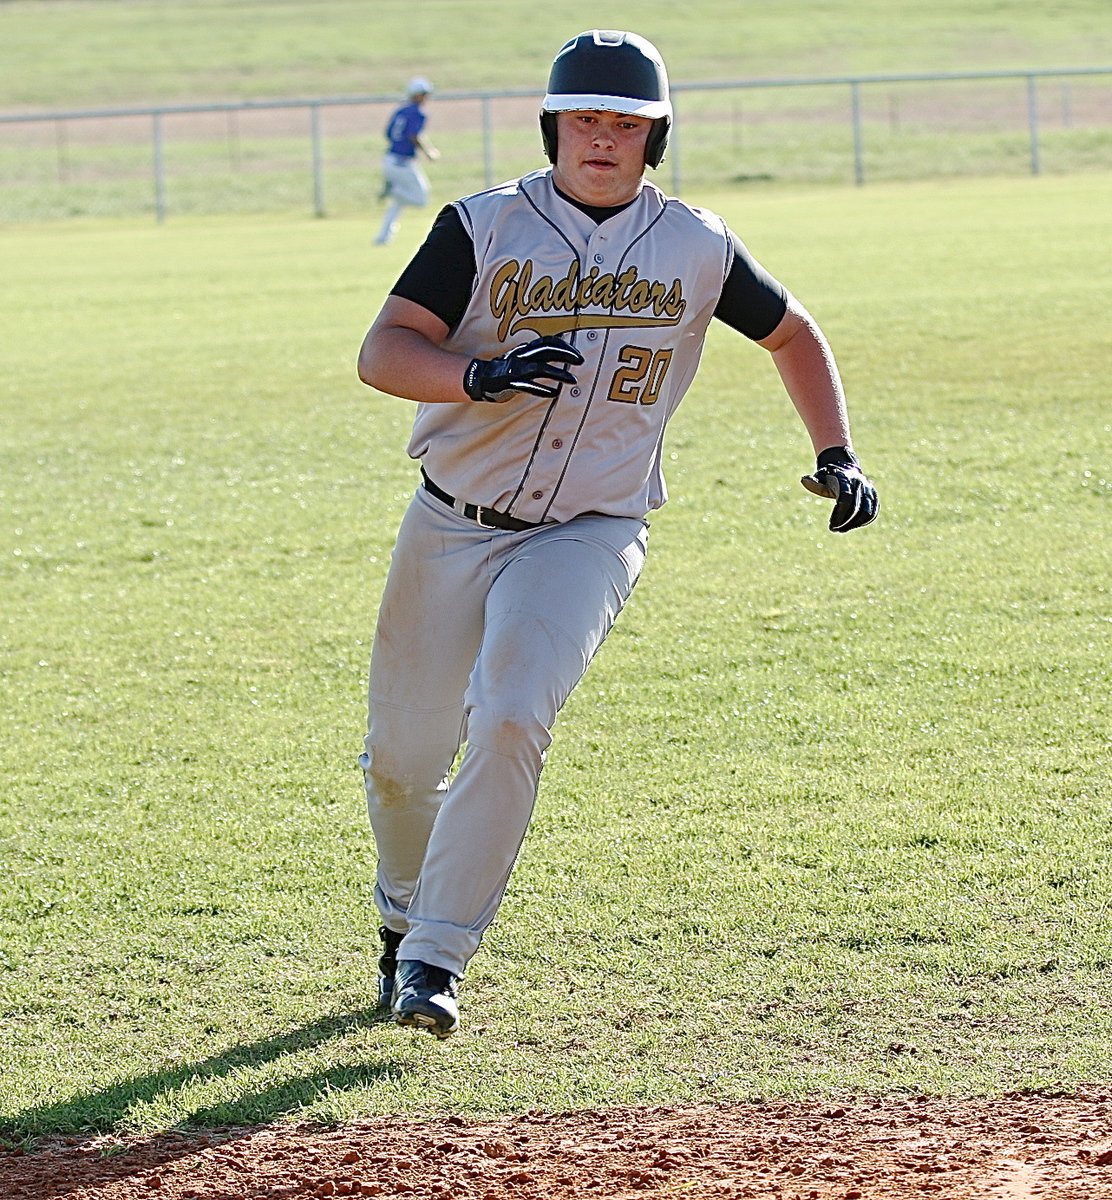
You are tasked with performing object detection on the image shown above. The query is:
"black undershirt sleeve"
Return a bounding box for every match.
[389,205,476,331]
[714,230,789,341]
[389,205,789,343]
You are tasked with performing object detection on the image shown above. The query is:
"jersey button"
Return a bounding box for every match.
[593,254,604,264]
[531,490,543,500]
[570,387,580,396]
[587,330,598,340]
[552,438,563,449]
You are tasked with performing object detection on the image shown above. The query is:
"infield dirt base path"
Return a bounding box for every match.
[5,1093,1112,1200]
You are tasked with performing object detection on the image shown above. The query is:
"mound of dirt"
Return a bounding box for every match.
[5,1092,1112,1200]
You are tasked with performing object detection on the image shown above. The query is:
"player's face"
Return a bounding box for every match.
[552,111,651,207]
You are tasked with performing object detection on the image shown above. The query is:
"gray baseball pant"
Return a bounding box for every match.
[360,485,647,978]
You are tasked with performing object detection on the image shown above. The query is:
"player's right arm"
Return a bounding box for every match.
[355,204,577,406]
[358,297,473,404]
[358,205,476,403]
[359,298,582,406]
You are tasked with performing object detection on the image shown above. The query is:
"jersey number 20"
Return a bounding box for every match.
[608,345,673,406]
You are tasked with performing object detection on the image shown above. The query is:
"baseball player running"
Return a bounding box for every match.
[357,30,878,1039]
[374,77,438,245]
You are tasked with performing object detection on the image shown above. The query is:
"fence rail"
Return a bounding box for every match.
[1,67,1109,222]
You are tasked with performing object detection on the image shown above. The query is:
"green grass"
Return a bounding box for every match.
[2,0,1111,110]
[1,172,1110,1138]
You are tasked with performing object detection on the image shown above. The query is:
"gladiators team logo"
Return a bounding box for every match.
[490,258,686,342]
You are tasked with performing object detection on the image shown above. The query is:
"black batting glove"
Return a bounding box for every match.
[463,335,583,404]
[800,445,879,533]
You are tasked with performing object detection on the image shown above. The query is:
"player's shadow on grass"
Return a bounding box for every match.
[2,1006,404,1143]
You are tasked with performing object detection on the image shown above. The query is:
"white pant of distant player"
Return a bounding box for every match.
[359,484,648,978]
[375,152,430,244]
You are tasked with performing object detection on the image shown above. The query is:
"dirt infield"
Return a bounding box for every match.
[5,1092,1112,1200]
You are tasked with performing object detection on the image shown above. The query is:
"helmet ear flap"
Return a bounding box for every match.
[645,117,670,169]
[540,111,559,164]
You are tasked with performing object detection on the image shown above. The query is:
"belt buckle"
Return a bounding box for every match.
[475,506,499,529]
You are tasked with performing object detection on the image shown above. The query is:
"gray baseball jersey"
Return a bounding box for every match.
[408,168,735,523]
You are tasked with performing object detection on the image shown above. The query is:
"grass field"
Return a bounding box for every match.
[3,0,1111,110]
[1,170,1109,1137]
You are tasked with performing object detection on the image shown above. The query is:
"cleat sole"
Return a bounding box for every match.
[395,1010,458,1039]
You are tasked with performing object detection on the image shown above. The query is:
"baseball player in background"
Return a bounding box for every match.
[374,76,438,245]
[357,30,878,1038]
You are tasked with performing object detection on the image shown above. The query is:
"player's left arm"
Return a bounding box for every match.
[756,295,851,452]
[409,110,438,160]
[757,296,879,532]
[414,134,439,161]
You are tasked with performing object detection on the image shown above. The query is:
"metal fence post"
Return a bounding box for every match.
[227,108,241,170]
[152,110,166,223]
[311,103,325,216]
[55,118,69,183]
[851,80,865,185]
[668,97,681,196]
[1027,75,1041,176]
[479,96,494,189]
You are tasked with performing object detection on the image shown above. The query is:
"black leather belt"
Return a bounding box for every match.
[420,469,543,532]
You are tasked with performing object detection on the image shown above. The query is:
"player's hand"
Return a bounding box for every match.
[464,336,583,403]
[800,446,879,533]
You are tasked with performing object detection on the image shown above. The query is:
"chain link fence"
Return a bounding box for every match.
[1,68,1109,222]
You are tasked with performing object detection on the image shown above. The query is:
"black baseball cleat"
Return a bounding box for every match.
[377,926,404,1010]
[392,959,460,1039]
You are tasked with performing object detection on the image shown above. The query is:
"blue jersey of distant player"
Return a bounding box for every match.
[385,103,426,158]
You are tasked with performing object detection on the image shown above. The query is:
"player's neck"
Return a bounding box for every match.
[552,179,639,225]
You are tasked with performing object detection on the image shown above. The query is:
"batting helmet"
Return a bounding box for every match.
[540,30,672,169]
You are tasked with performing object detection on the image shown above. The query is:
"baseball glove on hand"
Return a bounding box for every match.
[801,445,879,533]
[464,335,583,403]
